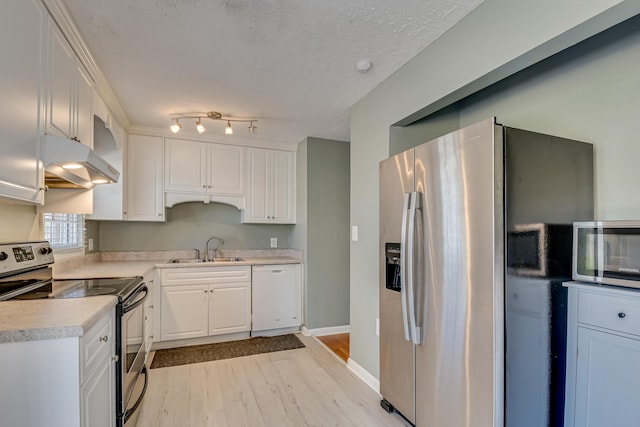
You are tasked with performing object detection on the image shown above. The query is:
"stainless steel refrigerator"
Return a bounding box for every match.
[379,118,593,427]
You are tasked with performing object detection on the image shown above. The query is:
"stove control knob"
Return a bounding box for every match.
[47,247,53,254]
[40,247,49,255]
[0,252,8,261]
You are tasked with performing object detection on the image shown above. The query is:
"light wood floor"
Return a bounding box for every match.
[316,333,350,362]
[136,333,409,427]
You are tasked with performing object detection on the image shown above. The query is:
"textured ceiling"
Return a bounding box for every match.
[63,0,482,145]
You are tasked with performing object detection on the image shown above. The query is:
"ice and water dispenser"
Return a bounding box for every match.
[385,243,401,292]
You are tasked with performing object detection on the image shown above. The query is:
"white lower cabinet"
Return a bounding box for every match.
[81,348,115,427]
[564,282,640,426]
[0,308,115,427]
[252,264,302,331]
[160,266,251,341]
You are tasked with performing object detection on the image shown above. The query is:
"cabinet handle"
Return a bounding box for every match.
[158,213,162,216]
[618,312,626,318]
[202,185,206,188]
[100,335,109,342]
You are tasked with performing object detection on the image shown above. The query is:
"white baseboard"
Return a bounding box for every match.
[346,358,380,394]
[301,324,350,336]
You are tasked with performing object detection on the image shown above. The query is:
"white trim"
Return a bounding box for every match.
[346,357,380,394]
[300,324,350,337]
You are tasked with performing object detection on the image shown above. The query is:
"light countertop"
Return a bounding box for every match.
[0,296,116,343]
[3,251,302,344]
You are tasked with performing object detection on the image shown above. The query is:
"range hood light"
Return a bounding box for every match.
[92,179,110,184]
[62,163,83,170]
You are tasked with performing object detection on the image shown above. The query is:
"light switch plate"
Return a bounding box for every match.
[87,238,94,251]
[270,237,277,248]
[351,226,358,242]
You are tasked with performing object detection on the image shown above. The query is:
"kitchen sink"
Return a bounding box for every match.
[168,258,206,263]
[167,257,244,264]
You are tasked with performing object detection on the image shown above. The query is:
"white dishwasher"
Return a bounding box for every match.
[252,264,302,332]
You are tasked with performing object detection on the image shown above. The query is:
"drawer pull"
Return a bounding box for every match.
[112,355,119,363]
[99,335,109,342]
[618,312,626,319]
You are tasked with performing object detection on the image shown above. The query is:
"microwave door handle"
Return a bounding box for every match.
[597,230,605,278]
[400,192,412,342]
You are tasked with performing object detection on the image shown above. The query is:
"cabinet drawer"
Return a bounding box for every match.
[80,311,114,382]
[578,290,640,337]
[161,266,251,286]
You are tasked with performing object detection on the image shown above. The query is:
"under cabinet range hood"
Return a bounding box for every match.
[43,135,120,189]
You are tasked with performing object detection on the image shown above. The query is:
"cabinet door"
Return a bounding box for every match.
[165,138,207,193]
[210,144,244,195]
[252,265,302,331]
[75,64,93,148]
[47,19,75,139]
[209,283,251,335]
[0,0,45,204]
[271,150,295,223]
[81,349,115,427]
[127,135,164,221]
[244,148,270,222]
[160,285,208,341]
[573,327,640,426]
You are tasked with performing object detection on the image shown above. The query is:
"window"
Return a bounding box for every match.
[43,213,85,250]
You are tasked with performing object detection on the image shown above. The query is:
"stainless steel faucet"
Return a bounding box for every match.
[204,236,224,261]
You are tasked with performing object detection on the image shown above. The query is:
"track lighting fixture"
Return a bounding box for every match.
[169,111,258,136]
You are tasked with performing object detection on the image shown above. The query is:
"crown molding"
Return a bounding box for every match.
[127,124,298,152]
[41,0,131,130]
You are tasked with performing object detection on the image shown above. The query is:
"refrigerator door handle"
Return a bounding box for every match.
[408,191,420,345]
[400,192,412,342]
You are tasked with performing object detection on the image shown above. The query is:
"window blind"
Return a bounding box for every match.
[43,213,85,249]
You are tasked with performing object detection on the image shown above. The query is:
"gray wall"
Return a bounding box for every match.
[291,137,350,330]
[91,202,290,252]
[350,0,640,380]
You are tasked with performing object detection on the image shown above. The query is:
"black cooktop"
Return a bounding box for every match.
[14,277,142,301]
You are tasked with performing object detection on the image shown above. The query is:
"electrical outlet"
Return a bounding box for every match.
[270,237,278,248]
[376,318,380,336]
[352,226,358,241]
[87,238,94,251]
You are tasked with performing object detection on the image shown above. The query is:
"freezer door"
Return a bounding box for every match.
[414,118,504,427]
[379,149,416,424]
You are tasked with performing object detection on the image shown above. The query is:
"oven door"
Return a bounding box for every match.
[117,283,148,425]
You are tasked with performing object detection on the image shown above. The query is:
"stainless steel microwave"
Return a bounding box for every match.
[573,221,640,288]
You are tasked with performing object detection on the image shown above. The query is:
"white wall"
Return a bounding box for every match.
[350,0,640,379]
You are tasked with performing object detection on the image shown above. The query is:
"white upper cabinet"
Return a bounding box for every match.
[46,18,94,148]
[126,135,164,221]
[0,0,46,204]
[164,138,245,208]
[242,148,295,224]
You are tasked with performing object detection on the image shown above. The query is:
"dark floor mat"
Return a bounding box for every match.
[150,334,305,369]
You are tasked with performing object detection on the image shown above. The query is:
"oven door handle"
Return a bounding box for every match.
[123,365,148,423]
[122,284,148,314]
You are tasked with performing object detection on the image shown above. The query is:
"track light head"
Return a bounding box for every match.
[225,121,233,135]
[170,118,182,134]
[195,119,206,134]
